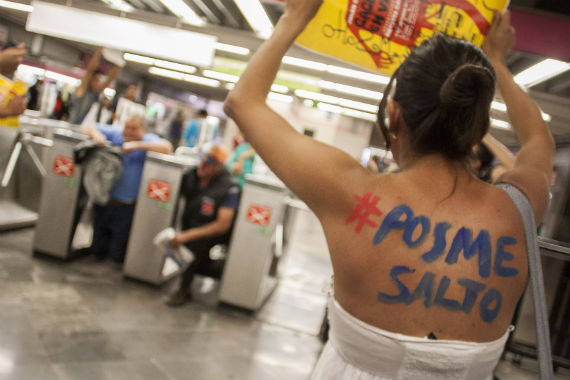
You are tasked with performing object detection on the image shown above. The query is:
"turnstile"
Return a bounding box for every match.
[218,175,289,311]
[33,129,86,258]
[123,153,197,285]
[0,117,72,231]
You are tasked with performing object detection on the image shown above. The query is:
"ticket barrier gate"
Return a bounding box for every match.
[123,153,198,285]
[33,129,87,258]
[218,175,289,311]
[0,118,72,231]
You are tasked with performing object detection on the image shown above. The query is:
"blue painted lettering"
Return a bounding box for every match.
[403,215,430,248]
[421,222,451,263]
[406,271,435,308]
[457,278,486,313]
[433,275,462,311]
[494,236,519,278]
[480,288,502,323]
[373,205,412,245]
[445,227,492,278]
[377,265,415,303]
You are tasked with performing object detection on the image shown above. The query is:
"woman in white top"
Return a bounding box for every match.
[224,1,555,378]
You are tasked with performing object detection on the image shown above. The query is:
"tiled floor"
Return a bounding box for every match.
[0,209,568,380]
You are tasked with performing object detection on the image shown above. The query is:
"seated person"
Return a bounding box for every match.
[166,144,240,306]
[82,116,173,264]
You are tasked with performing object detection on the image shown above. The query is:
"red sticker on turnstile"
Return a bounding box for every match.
[147,179,171,202]
[53,156,74,177]
[246,204,272,226]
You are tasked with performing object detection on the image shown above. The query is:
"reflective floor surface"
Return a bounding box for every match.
[0,209,568,380]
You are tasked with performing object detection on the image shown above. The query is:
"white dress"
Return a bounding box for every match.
[311,298,512,380]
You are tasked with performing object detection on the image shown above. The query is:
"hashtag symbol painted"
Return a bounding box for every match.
[345,192,382,234]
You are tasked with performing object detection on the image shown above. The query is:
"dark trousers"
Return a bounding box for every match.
[90,203,135,263]
[179,247,224,291]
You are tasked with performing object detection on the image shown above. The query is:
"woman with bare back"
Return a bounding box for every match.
[224,1,554,378]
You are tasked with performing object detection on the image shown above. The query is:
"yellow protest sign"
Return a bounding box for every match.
[296,0,509,76]
[0,74,28,128]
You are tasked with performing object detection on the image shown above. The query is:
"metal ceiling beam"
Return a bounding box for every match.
[139,0,165,12]
[189,0,221,24]
[548,77,570,94]
[125,0,148,10]
[210,0,240,29]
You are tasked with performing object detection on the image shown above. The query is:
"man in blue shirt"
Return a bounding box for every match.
[82,116,172,264]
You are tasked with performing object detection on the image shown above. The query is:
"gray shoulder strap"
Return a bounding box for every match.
[497,184,553,379]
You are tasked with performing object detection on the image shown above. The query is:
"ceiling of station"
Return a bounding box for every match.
[0,0,569,146]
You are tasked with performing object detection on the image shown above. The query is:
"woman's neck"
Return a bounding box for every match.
[398,154,477,193]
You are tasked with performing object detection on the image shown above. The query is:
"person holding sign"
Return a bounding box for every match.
[224,0,554,378]
[69,47,121,125]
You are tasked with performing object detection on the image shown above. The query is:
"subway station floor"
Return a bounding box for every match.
[0,210,567,380]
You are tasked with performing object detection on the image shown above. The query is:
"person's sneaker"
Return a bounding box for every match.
[165,288,192,307]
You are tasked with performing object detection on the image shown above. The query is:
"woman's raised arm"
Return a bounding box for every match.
[482,11,555,223]
[224,0,367,217]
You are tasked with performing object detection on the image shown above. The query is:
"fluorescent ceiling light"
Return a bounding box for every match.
[124,53,155,65]
[514,58,570,88]
[0,0,32,12]
[202,70,239,83]
[215,42,250,55]
[270,84,288,93]
[317,102,377,121]
[326,65,390,84]
[101,0,134,12]
[224,83,235,90]
[491,118,511,130]
[267,92,293,104]
[149,67,220,87]
[149,66,185,80]
[183,74,221,87]
[154,59,196,74]
[295,89,378,113]
[104,88,117,98]
[18,64,46,77]
[317,102,344,114]
[303,99,314,107]
[232,0,273,39]
[158,0,205,26]
[124,53,197,73]
[283,56,327,71]
[491,101,507,112]
[282,55,390,85]
[45,71,80,86]
[183,74,220,87]
[491,100,551,121]
[319,80,382,100]
[342,108,377,122]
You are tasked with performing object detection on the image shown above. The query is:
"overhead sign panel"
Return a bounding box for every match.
[27,1,216,67]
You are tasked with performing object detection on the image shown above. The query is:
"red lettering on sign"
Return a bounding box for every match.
[53,156,74,177]
[147,179,170,201]
[247,204,272,226]
[345,0,489,69]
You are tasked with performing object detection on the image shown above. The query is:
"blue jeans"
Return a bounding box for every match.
[90,203,135,263]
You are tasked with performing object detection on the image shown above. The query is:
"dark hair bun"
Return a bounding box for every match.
[440,63,495,109]
[384,35,496,161]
